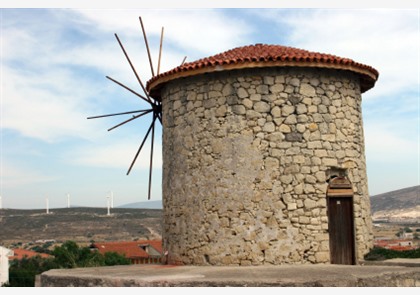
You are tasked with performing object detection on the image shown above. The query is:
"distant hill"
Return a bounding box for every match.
[0,207,162,247]
[370,185,419,212]
[370,185,419,222]
[118,200,162,209]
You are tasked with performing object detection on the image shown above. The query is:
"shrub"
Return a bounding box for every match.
[6,255,58,287]
[364,247,420,261]
[4,240,132,287]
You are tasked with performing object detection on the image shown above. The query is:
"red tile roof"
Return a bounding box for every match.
[9,248,52,260]
[374,239,417,251]
[92,240,162,259]
[147,43,379,99]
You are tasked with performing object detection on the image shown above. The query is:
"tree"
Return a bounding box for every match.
[4,241,132,287]
[104,251,131,266]
[51,240,80,268]
[52,240,105,268]
[6,255,57,287]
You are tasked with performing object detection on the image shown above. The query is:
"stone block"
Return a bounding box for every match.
[237,87,248,98]
[285,132,302,142]
[254,101,270,113]
[299,83,316,96]
[279,124,291,133]
[232,105,247,115]
[271,106,282,117]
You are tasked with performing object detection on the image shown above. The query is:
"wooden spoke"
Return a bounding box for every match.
[148,112,156,200]
[106,76,150,104]
[114,33,153,104]
[156,111,162,124]
[126,114,157,175]
[89,17,165,200]
[139,17,155,78]
[87,109,149,120]
[108,109,153,132]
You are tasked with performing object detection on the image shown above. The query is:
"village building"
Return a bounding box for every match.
[374,239,417,251]
[8,249,52,261]
[146,43,379,266]
[0,246,14,286]
[91,240,163,264]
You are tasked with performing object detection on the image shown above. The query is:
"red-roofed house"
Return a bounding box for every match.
[91,240,163,264]
[374,239,417,251]
[9,249,52,261]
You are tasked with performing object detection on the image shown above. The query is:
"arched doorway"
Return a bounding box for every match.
[327,176,356,265]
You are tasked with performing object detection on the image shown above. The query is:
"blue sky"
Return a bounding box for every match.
[1,4,419,209]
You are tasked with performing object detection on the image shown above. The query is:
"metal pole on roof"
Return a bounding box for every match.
[157,27,164,76]
[181,56,187,66]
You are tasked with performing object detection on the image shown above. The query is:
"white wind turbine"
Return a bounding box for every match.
[106,195,111,216]
[106,191,114,209]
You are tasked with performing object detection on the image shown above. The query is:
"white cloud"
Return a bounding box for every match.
[2,66,106,142]
[75,9,254,60]
[364,123,419,163]
[0,160,57,189]
[2,9,253,144]
[69,138,162,170]
[1,10,147,143]
[254,9,420,100]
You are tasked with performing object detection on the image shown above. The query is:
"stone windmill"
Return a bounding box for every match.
[90,18,379,266]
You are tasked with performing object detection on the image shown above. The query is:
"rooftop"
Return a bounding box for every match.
[9,248,52,260]
[147,43,379,99]
[91,240,162,259]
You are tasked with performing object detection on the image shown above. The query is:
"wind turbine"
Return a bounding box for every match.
[107,195,111,216]
[109,191,114,208]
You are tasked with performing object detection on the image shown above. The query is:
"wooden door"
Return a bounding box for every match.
[327,177,355,265]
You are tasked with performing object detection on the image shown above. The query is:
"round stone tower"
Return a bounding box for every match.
[147,44,379,266]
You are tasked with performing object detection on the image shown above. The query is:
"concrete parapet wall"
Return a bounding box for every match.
[37,263,420,287]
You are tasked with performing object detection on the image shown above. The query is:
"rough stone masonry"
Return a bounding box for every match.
[147,44,379,266]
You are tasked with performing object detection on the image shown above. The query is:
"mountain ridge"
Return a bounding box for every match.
[370,185,419,222]
[117,200,162,209]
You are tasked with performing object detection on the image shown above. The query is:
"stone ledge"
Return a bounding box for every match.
[37,263,420,287]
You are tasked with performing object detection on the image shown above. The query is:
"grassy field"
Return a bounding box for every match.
[0,207,162,247]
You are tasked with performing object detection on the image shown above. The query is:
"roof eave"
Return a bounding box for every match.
[148,61,378,99]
